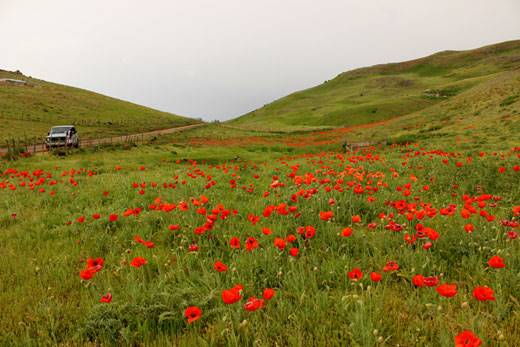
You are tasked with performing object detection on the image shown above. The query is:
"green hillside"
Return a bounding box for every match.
[0,70,199,142]
[335,69,520,151]
[230,40,520,131]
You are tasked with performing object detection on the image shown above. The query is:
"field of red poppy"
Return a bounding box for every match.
[1,125,519,346]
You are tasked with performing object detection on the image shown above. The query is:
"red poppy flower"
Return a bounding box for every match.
[487,255,505,268]
[454,330,482,347]
[109,214,118,222]
[319,211,333,221]
[262,227,273,235]
[370,272,382,282]
[274,237,286,250]
[352,215,362,223]
[464,224,474,233]
[243,297,264,311]
[383,260,399,272]
[289,247,299,257]
[245,237,259,251]
[222,288,241,304]
[472,286,495,301]
[348,268,363,281]
[341,227,353,237]
[185,306,202,323]
[80,269,95,280]
[100,293,112,303]
[86,258,104,272]
[286,234,297,243]
[412,274,424,287]
[92,213,101,220]
[423,276,439,287]
[213,260,228,272]
[229,237,241,249]
[304,226,316,239]
[130,257,147,268]
[436,283,457,298]
[263,288,276,300]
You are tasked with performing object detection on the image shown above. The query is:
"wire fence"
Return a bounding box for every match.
[0,124,205,160]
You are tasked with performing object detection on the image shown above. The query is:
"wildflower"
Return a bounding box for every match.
[348,268,363,281]
[487,255,505,268]
[436,283,457,298]
[472,286,495,301]
[423,276,439,287]
[412,274,424,287]
[319,211,333,221]
[100,293,112,303]
[243,297,264,311]
[289,247,299,257]
[454,330,482,347]
[304,226,316,239]
[214,260,228,272]
[274,237,286,250]
[222,288,242,304]
[370,272,382,282]
[80,269,95,280]
[130,257,147,268]
[185,306,202,323]
[263,288,276,300]
[383,260,399,272]
[245,237,259,251]
[341,227,353,237]
[229,237,241,249]
[86,258,104,272]
[352,215,362,223]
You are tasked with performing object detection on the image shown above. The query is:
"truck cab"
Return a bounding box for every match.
[46,125,79,149]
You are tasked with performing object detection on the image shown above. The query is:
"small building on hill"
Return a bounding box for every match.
[0,78,27,85]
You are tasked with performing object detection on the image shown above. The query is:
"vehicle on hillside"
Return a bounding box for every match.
[45,125,79,149]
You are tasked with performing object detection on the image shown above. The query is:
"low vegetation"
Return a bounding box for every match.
[1,121,519,346]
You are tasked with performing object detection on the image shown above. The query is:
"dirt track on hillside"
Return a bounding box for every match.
[0,123,205,155]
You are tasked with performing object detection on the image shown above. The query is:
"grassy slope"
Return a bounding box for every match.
[0,70,199,142]
[230,40,520,131]
[344,69,520,151]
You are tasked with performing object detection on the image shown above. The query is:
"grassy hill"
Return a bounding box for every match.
[0,70,199,142]
[229,40,520,131]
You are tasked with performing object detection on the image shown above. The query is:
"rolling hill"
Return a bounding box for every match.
[0,69,199,142]
[229,40,520,132]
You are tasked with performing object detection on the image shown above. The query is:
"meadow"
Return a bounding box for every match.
[1,124,518,346]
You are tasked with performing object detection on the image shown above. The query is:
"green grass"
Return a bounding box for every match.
[0,69,199,143]
[230,40,520,131]
[1,123,519,346]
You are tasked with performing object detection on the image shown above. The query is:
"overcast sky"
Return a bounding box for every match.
[1,1,519,121]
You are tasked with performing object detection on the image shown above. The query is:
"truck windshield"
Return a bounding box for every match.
[51,127,71,134]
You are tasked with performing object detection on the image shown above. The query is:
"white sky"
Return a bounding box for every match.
[1,0,519,121]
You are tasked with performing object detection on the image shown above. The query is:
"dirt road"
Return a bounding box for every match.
[0,123,206,155]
